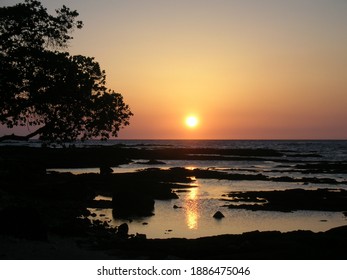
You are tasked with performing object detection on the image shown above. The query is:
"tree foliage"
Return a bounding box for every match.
[0,0,133,144]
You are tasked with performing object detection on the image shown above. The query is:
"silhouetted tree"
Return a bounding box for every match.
[0,0,132,144]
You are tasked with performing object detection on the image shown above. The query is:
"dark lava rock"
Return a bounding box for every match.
[0,206,47,241]
[137,159,166,165]
[117,223,129,238]
[134,233,147,240]
[226,188,347,212]
[213,211,225,219]
[112,191,155,218]
[295,162,347,174]
[325,225,347,235]
[100,166,113,175]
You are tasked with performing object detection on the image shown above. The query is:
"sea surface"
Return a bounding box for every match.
[10,139,347,238]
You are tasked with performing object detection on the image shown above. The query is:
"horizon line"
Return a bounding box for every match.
[115,138,347,141]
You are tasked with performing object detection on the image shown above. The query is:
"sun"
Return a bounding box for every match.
[185,116,199,128]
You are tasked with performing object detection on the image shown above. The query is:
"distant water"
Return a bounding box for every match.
[3,139,347,160]
[88,139,347,161]
[4,139,347,238]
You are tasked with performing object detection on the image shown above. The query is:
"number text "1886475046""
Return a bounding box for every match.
[190,267,250,276]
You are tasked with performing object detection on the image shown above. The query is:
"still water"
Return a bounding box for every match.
[89,178,347,239]
[48,140,347,238]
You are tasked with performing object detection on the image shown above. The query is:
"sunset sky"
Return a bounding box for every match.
[2,0,347,139]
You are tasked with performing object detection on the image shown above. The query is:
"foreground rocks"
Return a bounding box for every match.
[99,225,347,260]
[1,225,347,259]
[224,188,347,212]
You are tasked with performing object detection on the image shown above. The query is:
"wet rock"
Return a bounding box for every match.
[134,233,147,240]
[137,159,166,165]
[295,162,347,174]
[213,211,225,219]
[80,208,91,217]
[150,185,179,200]
[226,188,347,212]
[117,223,129,238]
[175,189,190,193]
[100,166,113,175]
[326,225,347,235]
[89,199,113,209]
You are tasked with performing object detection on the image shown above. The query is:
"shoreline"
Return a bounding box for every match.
[1,145,347,259]
[1,225,347,260]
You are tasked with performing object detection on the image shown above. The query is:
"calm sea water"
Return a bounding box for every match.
[10,139,347,238]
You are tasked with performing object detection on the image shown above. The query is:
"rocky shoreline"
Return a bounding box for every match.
[1,145,347,259]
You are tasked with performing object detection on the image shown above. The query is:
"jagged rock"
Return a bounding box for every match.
[134,233,147,240]
[117,223,129,238]
[100,166,113,175]
[136,159,166,165]
[213,211,225,219]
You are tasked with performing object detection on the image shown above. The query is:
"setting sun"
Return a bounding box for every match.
[185,116,199,128]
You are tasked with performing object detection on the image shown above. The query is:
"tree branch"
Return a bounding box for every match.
[0,126,46,142]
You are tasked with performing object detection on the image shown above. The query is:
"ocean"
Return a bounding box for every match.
[7,139,347,238]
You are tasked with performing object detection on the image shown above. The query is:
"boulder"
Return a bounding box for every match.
[100,166,113,175]
[117,223,129,238]
[134,233,147,240]
[213,211,225,219]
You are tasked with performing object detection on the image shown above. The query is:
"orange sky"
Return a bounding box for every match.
[2,0,347,139]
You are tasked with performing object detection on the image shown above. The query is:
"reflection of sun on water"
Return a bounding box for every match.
[185,166,197,171]
[189,187,198,200]
[185,188,199,230]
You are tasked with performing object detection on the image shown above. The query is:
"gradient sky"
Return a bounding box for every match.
[2,0,347,139]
